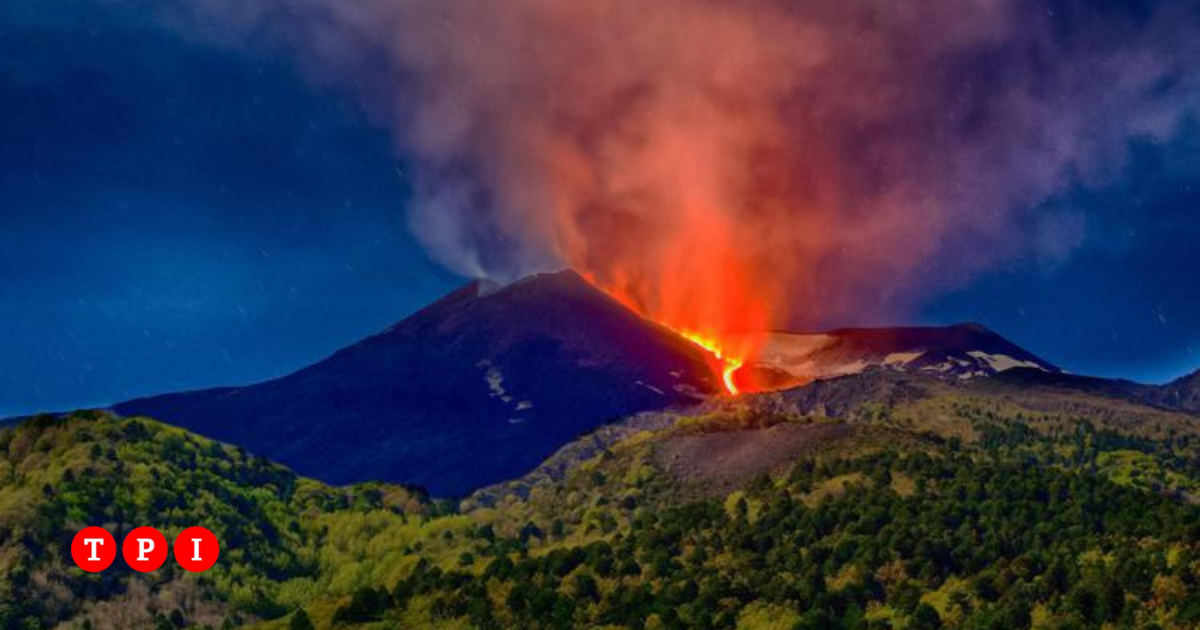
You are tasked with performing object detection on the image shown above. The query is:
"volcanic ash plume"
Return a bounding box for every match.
[150,0,1198,365]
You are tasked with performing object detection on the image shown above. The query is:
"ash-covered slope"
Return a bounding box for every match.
[114,270,717,496]
[740,323,1059,389]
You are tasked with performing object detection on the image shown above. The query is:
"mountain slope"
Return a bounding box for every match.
[983,365,1200,415]
[739,323,1059,390]
[1156,368,1200,412]
[114,271,717,496]
[479,365,1200,511]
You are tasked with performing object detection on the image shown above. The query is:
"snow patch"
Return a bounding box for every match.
[479,360,516,403]
[829,360,869,376]
[966,351,1045,373]
[883,351,924,366]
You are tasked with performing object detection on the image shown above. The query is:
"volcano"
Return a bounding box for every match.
[111,270,1067,496]
[113,271,717,496]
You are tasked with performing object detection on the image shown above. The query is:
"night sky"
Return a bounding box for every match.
[2,0,1198,417]
[1,0,459,416]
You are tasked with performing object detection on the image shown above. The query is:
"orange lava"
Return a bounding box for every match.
[582,270,762,396]
[563,161,775,396]
[679,331,744,395]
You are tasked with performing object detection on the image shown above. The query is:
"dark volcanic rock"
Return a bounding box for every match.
[114,271,717,496]
[772,368,935,418]
[654,422,853,493]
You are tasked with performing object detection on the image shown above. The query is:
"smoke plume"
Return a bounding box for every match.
[142,0,1199,338]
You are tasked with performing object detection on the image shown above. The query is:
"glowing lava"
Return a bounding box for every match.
[679,331,744,395]
[580,271,757,396]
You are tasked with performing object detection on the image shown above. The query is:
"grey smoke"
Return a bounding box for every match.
[127,0,1199,326]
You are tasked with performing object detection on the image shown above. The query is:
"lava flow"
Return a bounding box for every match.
[580,271,753,396]
[678,331,744,395]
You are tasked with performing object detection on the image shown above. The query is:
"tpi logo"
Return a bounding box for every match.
[71,526,219,573]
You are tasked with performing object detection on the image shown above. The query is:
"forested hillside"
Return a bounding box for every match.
[3,370,1200,629]
[0,413,437,630]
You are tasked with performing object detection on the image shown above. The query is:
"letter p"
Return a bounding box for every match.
[137,538,155,561]
[122,526,167,572]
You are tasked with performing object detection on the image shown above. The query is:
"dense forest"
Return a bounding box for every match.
[0,412,438,630]
[2,375,1200,629]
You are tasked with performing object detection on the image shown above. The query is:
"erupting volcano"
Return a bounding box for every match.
[111,267,1064,496]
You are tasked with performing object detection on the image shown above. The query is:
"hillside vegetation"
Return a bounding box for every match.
[0,412,438,630]
[3,369,1200,629]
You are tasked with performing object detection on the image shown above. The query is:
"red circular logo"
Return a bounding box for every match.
[71,527,116,572]
[173,526,220,572]
[122,526,168,572]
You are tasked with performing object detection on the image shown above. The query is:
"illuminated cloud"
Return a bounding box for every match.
[135,0,1199,336]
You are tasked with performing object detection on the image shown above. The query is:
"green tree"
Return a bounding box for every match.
[288,610,315,630]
